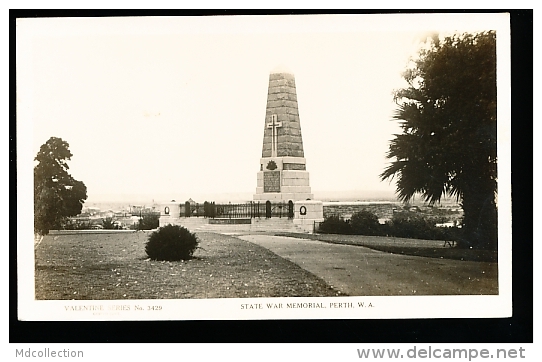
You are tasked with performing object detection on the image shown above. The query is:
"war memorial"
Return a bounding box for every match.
[159,69,324,233]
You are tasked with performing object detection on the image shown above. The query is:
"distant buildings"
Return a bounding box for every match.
[68,204,159,230]
[323,201,463,226]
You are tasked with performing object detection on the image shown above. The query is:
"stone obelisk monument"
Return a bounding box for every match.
[253,68,314,202]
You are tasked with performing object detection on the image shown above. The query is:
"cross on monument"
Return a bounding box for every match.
[266,114,282,157]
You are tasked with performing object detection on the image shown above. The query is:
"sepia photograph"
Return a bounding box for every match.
[17,13,512,321]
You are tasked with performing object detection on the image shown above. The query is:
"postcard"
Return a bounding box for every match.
[17,13,512,321]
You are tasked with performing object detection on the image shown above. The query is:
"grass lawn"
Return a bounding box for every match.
[274,232,498,262]
[35,231,339,300]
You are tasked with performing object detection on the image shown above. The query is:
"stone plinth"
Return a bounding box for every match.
[293,200,324,233]
[158,201,181,227]
[254,157,313,201]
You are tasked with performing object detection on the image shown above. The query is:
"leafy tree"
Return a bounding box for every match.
[138,214,159,230]
[102,217,118,230]
[381,31,497,249]
[34,137,88,236]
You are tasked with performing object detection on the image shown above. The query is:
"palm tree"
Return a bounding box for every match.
[381,31,497,250]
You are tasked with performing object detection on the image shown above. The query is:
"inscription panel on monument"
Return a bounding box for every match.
[283,163,306,170]
[263,171,281,192]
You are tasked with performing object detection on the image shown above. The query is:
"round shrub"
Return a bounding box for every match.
[145,224,199,261]
[350,210,382,236]
[386,213,433,239]
[318,215,353,234]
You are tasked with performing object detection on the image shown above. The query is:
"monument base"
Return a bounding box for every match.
[293,200,324,233]
[158,201,182,227]
[253,158,314,202]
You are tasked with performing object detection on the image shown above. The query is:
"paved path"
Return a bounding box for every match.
[238,235,498,296]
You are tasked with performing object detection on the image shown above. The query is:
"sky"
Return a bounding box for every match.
[17,14,510,203]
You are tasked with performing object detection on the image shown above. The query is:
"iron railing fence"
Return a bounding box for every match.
[182,201,294,219]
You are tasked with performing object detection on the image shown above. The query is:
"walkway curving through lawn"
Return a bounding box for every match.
[237,235,498,296]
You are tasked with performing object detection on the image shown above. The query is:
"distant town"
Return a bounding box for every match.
[69,203,161,230]
[72,196,463,230]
